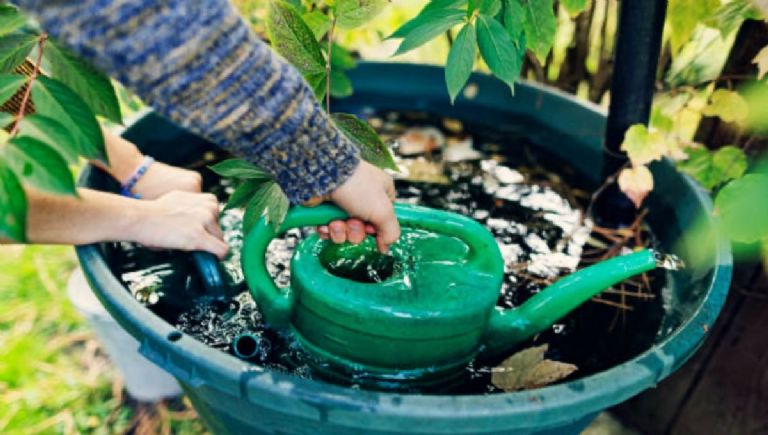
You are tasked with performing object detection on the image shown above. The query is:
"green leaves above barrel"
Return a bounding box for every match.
[0,5,122,241]
[390,0,557,102]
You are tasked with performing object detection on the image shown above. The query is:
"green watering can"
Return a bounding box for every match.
[241,203,660,388]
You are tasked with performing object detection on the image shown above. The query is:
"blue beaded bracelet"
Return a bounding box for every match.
[120,156,155,199]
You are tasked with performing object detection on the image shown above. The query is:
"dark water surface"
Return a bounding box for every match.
[108,111,666,394]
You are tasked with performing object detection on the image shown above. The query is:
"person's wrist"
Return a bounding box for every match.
[120,198,155,243]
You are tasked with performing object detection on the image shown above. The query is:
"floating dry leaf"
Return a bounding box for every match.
[491,344,578,391]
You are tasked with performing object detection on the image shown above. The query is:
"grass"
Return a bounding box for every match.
[0,245,207,434]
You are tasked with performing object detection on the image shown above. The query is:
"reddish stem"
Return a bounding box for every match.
[10,33,47,137]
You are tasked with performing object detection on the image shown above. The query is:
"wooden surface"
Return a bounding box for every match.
[613,264,768,435]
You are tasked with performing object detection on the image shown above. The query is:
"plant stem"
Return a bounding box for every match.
[325,16,336,113]
[11,33,47,137]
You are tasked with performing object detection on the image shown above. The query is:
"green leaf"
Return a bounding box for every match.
[706,0,760,38]
[668,0,720,54]
[209,159,272,179]
[0,4,28,38]
[502,0,525,40]
[43,40,122,124]
[445,23,477,104]
[266,1,326,83]
[0,159,26,241]
[306,71,327,101]
[3,136,76,196]
[0,33,36,73]
[701,89,749,123]
[0,111,13,128]
[518,0,556,62]
[476,14,522,93]
[389,0,468,39]
[331,113,398,171]
[225,178,269,211]
[0,73,25,105]
[330,71,353,98]
[472,0,502,15]
[715,173,768,243]
[620,124,666,166]
[242,181,289,233]
[335,0,389,29]
[393,9,466,56]
[330,43,357,70]
[678,146,748,190]
[712,146,748,183]
[16,114,79,164]
[31,76,106,163]
[561,0,589,16]
[302,11,331,40]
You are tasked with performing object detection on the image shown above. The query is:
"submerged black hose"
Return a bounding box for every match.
[231,333,264,361]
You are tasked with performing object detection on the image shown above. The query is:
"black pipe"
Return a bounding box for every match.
[603,0,668,176]
[595,0,668,226]
[231,333,266,361]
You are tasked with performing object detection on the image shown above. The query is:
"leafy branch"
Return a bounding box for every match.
[9,32,45,136]
[0,5,120,241]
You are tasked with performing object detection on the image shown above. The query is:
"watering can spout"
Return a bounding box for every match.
[482,249,660,358]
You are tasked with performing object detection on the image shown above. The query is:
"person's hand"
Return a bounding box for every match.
[314,160,400,253]
[129,191,228,258]
[132,161,203,199]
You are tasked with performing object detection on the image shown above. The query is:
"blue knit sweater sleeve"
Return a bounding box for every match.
[15,0,360,204]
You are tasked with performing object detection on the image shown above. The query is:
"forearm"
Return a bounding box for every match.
[15,0,360,203]
[21,188,144,245]
[92,127,144,185]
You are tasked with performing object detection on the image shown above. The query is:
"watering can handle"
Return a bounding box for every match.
[242,203,505,328]
[242,204,348,327]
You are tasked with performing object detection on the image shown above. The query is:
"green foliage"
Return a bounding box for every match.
[0,4,27,38]
[389,0,468,39]
[0,73,26,104]
[678,146,748,191]
[392,8,466,55]
[0,160,26,241]
[517,0,556,63]
[31,76,106,163]
[303,10,331,40]
[0,33,36,73]
[332,113,399,171]
[43,40,123,124]
[561,0,589,16]
[335,0,389,29]
[477,13,522,93]
[2,136,77,196]
[701,89,749,123]
[714,173,768,243]
[620,124,666,166]
[445,22,477,103]
[210,158,272,179]
[266,0,327,99]
[502,0,524,40]
[330,70,353,97]
[473,0,502,16]
[668,0,720,55]
[242,181,290,233]
[706,0,761,37]
[16,114,79,164]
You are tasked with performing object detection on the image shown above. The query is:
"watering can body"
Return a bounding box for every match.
[242,203,658,388]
